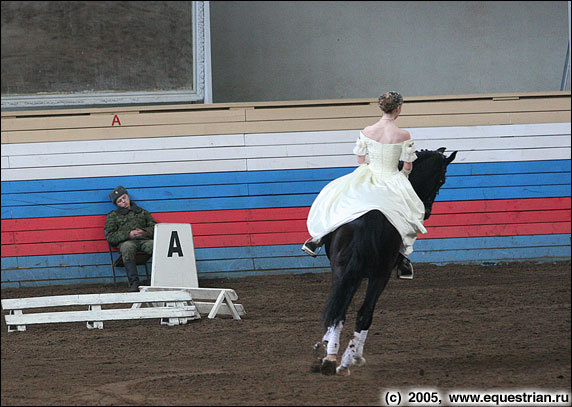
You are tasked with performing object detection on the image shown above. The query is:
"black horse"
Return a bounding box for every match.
[312,147,457,376]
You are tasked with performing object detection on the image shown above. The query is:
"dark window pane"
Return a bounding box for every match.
[1,1,194,96]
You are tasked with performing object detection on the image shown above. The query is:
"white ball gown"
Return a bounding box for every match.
[306,131,426,256]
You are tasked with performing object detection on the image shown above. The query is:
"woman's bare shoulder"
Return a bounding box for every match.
[362,123,410,143]
[361,124,376,135]
[398,128,411,141]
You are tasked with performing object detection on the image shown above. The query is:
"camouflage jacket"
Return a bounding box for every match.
[104,203,157,247]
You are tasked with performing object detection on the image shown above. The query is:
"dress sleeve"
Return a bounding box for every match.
[352,135,367,156]
[400,140,417,162]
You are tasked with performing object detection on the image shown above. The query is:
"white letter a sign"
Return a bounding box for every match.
[151,223,198,287]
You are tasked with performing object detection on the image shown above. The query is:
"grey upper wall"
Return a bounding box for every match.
[210,1,570,103]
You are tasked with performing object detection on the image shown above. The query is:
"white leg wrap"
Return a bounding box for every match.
[322,325,334,343]
[340,336,358,368]
[356,330,368,356]
[340,330,369,368]
[325,321,343,355]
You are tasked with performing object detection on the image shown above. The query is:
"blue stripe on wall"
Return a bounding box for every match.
[2,172,568,207]
[3,234,570,288]
[2,160,571,219]
[2,160,569,194]
[2,246,569,288]
[3,233,569,269]
[2,184,570,219]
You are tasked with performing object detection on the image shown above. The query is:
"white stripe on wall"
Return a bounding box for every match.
[245,123,571,145]
[1,134,246,156]
[1,123,570,181]
[1,160,248,181]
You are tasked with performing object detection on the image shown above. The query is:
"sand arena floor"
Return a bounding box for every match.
[1,261,570,406]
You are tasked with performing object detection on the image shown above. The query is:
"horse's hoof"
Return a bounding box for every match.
[311,342,326,373]
[336,365,351,376]
[320,359,337,376]
[352,356,366,367]
[312,342,325,355]
[310,357,323,373]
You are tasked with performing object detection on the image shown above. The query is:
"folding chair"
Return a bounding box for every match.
[108,242,152,288]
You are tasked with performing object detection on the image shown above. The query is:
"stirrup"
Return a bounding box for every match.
[302,244,318,257]
[396,260,414,280]
[301,238,321,257]
[397,268,414,280]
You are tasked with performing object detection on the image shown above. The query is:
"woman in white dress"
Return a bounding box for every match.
[301,91,426,279]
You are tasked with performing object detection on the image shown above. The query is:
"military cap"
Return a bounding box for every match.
[109,186,128,204]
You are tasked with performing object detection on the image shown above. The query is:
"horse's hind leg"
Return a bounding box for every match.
[316,276,362,375]
[337,273,391,376]
[314,320,344,375]
[311,321,343,373]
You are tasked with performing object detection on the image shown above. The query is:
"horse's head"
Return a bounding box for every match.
[407,147,457,220]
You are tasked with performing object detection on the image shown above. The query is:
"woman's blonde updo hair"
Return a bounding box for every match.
[378,91,403,113]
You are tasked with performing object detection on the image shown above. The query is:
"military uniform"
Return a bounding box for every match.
[105,204,156,252]
[105,186,157,291]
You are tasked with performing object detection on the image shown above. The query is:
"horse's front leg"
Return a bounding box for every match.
[337,273,391,376]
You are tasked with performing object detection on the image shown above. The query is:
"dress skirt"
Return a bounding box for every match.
[306,164,427,256]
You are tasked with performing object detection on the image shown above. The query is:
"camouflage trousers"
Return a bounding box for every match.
[117,239,154,264]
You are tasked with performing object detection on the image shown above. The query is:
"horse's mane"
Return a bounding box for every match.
[410,148,447,172]
[414,148,446,162]
[398,148,445,173]
[408,148,449,220]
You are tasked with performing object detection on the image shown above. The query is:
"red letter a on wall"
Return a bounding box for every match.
[111,115,122,126]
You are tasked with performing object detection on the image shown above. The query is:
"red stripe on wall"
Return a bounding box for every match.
[424,209,570,227]
[0,207,311,232]
[1,215,106,232]
[2,241,111,257]
[2,197,569,232]
[2,222,570,257]
[3,210,569,246]
[2,197,570,257]
[432,197,571,214]
[421,222,570,239]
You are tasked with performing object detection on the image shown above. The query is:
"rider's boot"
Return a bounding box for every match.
[396,253,414,280]
[302,238,322,257]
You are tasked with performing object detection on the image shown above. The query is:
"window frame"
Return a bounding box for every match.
[1,1,210,110]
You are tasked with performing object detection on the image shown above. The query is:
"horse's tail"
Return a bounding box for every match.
[321,254,362,330]
[321,211,398,331]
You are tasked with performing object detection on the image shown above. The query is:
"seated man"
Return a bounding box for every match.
[105,186,157,292]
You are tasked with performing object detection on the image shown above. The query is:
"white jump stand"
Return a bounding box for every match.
[2,291,201,332]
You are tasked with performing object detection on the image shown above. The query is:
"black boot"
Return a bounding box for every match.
[396,254,414,280]
[124,261,140,292]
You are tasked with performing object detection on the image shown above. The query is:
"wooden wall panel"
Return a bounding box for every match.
[1,92,570,287]
[2,92,570,143]
[3,123,569,181]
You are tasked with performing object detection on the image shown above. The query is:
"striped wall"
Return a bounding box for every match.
[2,92,570,288]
